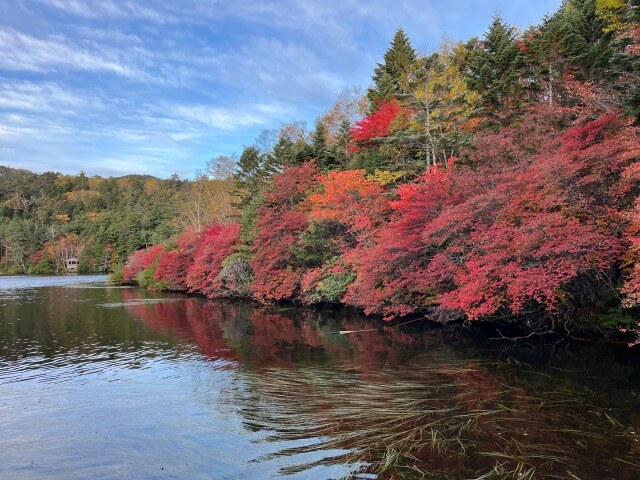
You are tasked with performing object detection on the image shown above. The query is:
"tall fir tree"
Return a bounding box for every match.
[331,119,352,167]
[604,0,640,121]
[310,120,338,170]
[550,0,613,79]
[466,15,522,114]
[368,28,417,106]
[267,136,298,170]
[233,146,266,208]
[293,140,315,165]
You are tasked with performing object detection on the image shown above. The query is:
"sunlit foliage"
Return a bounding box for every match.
[121,3,640,341]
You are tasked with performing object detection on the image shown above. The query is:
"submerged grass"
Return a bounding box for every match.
[237,355,640,479]
[472,462,536,480]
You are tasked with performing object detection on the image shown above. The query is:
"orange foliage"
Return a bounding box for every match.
[309,170,390,240]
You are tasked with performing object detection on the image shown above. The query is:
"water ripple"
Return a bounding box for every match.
[0,277,638,479]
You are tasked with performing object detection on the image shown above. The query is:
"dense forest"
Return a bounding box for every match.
[0,165,234,274]
[7,0,640,340]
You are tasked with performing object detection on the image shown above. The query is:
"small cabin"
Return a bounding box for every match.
[65,257,79,272]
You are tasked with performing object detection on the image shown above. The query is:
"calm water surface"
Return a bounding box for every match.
[0,275,638,479]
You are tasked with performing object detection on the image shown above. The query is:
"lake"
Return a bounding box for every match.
[0,275,638,479]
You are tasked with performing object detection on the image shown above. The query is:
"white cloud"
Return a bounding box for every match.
[37,0,171,23]
[34,0,386,49]
[0,28,139,77]
[167,132,200,142]
[0,124,37,140]
[0,0,562,177]
[173,105,269,130]
[0,81,103,113]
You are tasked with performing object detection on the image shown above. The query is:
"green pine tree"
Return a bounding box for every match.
[293,140,315,164]
[608,0,640,121]
[310,120,338,170]
[267,136,298,169]
[466,15,522,113]
[368,28,417,105]
[233,146,266,208]
[331,119,352,167]
[551,0,613,79]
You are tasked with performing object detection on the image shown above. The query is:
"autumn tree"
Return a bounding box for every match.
[290,170,392,304]
[309,170,390,242]
[54,233,83,272]
[344,163,455,317]
[153,229,199,291]
[404,41,480,165]
[320,86,369,141]
[347,113,639,323]
[350,100,412,144]
[332,119,353,164]
[122,244,166,288]
[348,99,415,168]
[114,0,640,341]
[185,223,242,297]
[177,174,234,232]
[250,161,319,302]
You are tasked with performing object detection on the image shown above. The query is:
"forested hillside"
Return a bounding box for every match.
[84,1,640,338]
[0,166,234,274]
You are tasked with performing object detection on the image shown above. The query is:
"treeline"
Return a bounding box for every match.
[0,165,235,274]
[122,0,638,337]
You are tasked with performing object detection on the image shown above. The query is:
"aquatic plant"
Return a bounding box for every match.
[238,357,640,479]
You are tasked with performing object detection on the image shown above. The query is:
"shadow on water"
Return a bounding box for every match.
[0,277,638,479]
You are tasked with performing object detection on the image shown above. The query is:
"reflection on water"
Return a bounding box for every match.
[0,276,638,479]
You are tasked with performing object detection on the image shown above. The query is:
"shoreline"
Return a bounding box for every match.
[121,280,640,350]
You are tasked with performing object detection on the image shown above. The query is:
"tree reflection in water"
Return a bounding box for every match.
[124,291,640,480]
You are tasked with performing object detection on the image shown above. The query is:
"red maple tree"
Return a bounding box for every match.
[185,223,241,297]
[350,100,411,144]
[250,161,319,302]
[123,244,166,282]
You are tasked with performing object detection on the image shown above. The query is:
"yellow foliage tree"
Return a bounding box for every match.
[367,169,406,186]
[596,0,629,32]
[177,176,236,232]
[404,40,480,165]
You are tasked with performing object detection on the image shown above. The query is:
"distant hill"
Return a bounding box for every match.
[0,165,184,274]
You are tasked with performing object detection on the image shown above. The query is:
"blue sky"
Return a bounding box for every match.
[0,0,560,178]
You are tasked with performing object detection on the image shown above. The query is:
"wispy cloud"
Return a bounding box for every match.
[0,124,38,141]
[0,0,561,177]
[172,105,267,130]
[0,81,103,113]
[0,28,140,77]
[36,0,172,23]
